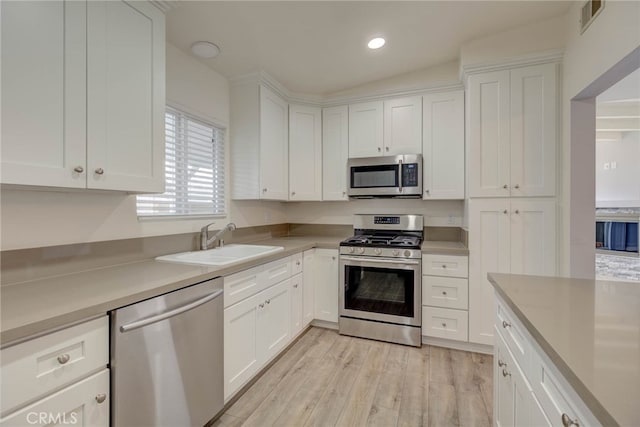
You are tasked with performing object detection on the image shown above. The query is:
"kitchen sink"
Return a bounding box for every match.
[155,244,285,267]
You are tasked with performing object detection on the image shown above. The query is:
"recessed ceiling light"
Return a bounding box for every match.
[191,41,220,59]
[367,37,386,50]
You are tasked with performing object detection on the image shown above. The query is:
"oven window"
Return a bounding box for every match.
[351,165,398,188]
[344,265,414,317]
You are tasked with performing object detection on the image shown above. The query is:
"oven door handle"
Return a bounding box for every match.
[340,256,420,266]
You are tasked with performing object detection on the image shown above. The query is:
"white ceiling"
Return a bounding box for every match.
[596,68,640,139]
[166,1,573,95]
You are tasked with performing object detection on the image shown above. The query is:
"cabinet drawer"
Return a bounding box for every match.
[422,276,468,310]
[262,256,292,288]
[0,369,109,426]
[1,317,108,416]
[422,307,468,342]
[530,350,599,427]
[291,252,303,275]
[422,254,468,278]
[496,301,530,373]
[224,264,263,308]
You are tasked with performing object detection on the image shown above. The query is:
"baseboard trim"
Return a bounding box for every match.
[422,336,494,354]
[310,319,338,330]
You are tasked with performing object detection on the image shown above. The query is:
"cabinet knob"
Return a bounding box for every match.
[95,394,107,404]
[441,323,447,328]
[514,184,520,189]
[377,147,381,152]
[342,191,346,196]
[265,299,271,304]
[294,284,299,288]
[503,210,508,215]
[296,261,301,266]
[259,303,265,308]
[425,189,430,195]
[95,168,104,175]
[502,320,512,329]
[442,291,447,296]
[442,265,447,269]
[502,368,511,378]
[57,354,71,365]
[262,188,267,193]
[385,147,389,152]
[514,209,520,215]
[73,166,84,173]
[561,414,579,427]
[503,184,509,189]
[291,191,296,196]
[498,359,507,367]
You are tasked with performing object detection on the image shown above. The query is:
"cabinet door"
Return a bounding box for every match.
[322,106,349,201]
[510,199,557,276]
[510,64,557,197]
[87,1,165,192]
[495,332,532,427]
[224,294,261,400]
[0,370,109,427]
[258,279,292,363]
[469,199,511,345]
[468,70,511,197]
[1,1,86,188]
[383,96,422,155]
[495,332,515,427]
[259,85,289,200]
[423,91,465,199]
[291,274,304,336]
[313,249,339,323]
[348,101,383,158]
[289,104,322,201]
[302,250,316,326]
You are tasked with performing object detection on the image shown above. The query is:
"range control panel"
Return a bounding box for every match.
[374,216,400,225]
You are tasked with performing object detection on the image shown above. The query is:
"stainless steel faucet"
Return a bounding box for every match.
[200,222,237,250]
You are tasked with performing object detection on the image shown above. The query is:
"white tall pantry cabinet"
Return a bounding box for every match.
[1,0,165,193]
[466,60,559,346]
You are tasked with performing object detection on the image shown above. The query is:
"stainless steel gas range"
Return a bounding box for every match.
[339,214,423,347]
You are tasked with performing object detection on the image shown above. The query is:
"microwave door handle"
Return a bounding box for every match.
[398,160,403,192]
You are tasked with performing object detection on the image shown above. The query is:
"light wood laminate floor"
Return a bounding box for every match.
[215,327,493,427]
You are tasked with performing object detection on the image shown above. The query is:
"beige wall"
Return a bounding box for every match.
[0,43,286,250]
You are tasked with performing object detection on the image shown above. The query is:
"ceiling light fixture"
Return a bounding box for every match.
[367,37,386,50]
[191,41,220,59]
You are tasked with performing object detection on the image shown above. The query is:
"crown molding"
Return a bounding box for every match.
[459,49,564,82]
[149,0,181,13]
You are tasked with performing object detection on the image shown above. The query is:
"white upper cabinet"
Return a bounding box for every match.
[509,64,557,197]
[348,101,384,158]
[231,82,289,200]
[1,1,86,188]
[422,91,465,199]
[348,97,422,158]
[467,63,557,198]
[260,86,289,200]
[383,96,422,155]
[1,0,165,193]
[86,1,165,192]
[289,104,322,201]
[322,106,349,201]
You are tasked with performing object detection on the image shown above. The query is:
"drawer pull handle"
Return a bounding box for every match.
[502,368,511,378]
[502,320,511,329]
[95,394,107,404]
[561,414,579,427]
[498,359,506,367]
[73,166,84,173]
[57,354,71,365]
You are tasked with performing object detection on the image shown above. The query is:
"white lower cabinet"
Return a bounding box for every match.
[313,249,339,323]
[494,295,600,427]
[291,273,304,336]
[0,370,109,427]
[302,250,315,327]
[0,317,109,426]
[258,279,292,363]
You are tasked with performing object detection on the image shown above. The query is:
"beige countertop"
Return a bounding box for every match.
[488,273,640,427]
[421,240,468,255]
[1,235,465,346]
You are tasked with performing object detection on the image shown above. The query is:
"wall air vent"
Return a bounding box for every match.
[580,0,604,34]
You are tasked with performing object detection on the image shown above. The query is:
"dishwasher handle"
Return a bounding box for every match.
[119,288,223,333]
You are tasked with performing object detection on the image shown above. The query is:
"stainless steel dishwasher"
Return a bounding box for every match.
[111,278,224,427]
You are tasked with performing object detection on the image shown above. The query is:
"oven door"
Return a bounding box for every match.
[339,255,421,326]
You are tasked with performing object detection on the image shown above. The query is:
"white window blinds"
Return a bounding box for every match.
[137,107,226,217]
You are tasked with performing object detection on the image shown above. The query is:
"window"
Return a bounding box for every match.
[137,107,226,217]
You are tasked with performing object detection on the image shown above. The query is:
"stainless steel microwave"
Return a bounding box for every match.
[347,154,423,198]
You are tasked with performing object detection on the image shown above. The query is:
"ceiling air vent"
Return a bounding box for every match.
[580,0,604,34]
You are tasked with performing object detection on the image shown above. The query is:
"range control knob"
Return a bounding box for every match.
[348,247,355,253]
[374,248,382,255]
[358,247,365,254]
[403,250,412,258]
[392,249,400,256]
